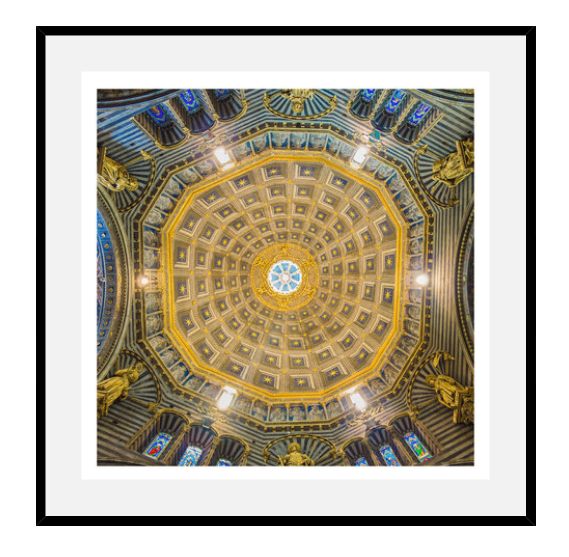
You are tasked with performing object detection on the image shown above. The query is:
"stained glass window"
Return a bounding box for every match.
[180,90,200,113]
[148,105,169,125]
[143,432,172,460]
[408,103,432,126]
[217,459,232,466]
[404,432,432,462]
[178,445,203,466]
[360,89,376,102]
[355,457,369,466]
[214,89,230,99]
[385,90,406,114]
[268,260,302,294]
[379,444,401,466]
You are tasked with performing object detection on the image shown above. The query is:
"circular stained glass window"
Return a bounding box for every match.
[268,260,302,295]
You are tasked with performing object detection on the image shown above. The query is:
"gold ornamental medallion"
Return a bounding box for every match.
[250,244,319,311]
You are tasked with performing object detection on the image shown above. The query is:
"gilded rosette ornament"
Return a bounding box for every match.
[250,244,319,311]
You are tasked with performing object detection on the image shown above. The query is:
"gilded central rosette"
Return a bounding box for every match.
[250,244,319,311]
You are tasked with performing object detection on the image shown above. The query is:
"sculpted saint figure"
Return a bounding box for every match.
[97,363,142,418]
[425,374,474,425]
[270,406,286,422]
[279,442,314,466]
[98,148,138,192]
[432,138,474,187]
[281,89,314,113]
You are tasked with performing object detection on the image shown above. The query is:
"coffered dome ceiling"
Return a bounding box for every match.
[139,124,433,410]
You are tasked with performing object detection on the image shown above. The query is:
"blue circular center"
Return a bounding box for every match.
[268,260,302,294]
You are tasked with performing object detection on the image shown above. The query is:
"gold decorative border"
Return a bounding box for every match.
[162,153,406,402]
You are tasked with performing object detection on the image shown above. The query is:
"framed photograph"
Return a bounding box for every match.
[38,27,534,526]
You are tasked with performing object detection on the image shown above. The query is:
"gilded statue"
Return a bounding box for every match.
[97,363,142,418]
[278,442,314,466]
[425,373,474,425]
[431,138,474,188]
[97,147,138,192]
[281,89,315,113]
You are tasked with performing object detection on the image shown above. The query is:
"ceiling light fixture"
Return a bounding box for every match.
[350,146,368,169]
[214,147,234,170]
[138,275,149,288]
[416,274,429,286]
[218,386,237,410]
[350,392,367,411]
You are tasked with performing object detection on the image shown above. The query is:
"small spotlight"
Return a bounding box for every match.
[350,392,367,411]
[416,274,429,286]
[138,275,149,287]
[217,386,236,410]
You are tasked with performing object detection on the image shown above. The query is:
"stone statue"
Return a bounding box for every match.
[172,365,187,382]
[308,405,324,421]
[369,378,383,394]
[156,196,173,212]
[327,400,342,417]
[291,133,306,148]
[290,406,305,421]
[405,319,420,337]
[202,383,220,399]
[405,206,422,222]
[162,349,179,367]
[97,363,142,418]
[97,148,138,192]
[252,135,267,151]
[144,228,159,247]
[147,314,163,335]
[270,406,286,422]
[145,292,161,314]
[309,135,326,149]
[252,402,267,420]
[409,239,423,255]
[196,160,214,175]
[278,442,314,466]
[232,143,251,160]
[397,191,412,207]
[406,305,421,320]
[165,179,183,197]
[408,256,423,271]
[432,138,474,187]
[178,167,201,184]
[272,132,288,147]
[425,373,474,425]
[410,222,424,238]
[149,335,167,351]
[146,210,165,227]
[186,375,204,391]
[409,289,422,304]
[144,249,160,269]
[399,336,415,352]
[391,351,407,368]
